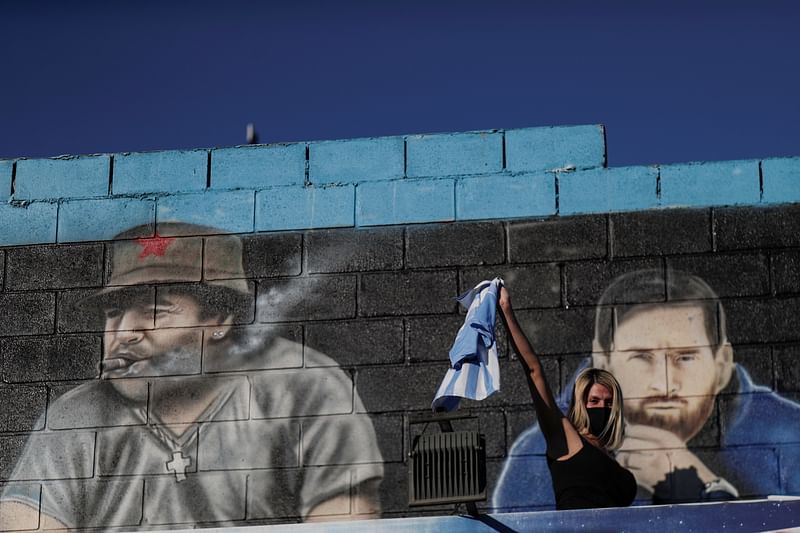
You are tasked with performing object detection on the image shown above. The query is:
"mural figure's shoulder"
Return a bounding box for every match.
[260,334,305,368]
[510,420,550,456]
[491,421,554,511]
[247,338,357,418]
[721,364,800,447]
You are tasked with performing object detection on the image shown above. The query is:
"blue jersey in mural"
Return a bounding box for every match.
[493,363,800,510]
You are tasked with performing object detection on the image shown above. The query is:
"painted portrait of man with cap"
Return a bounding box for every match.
[0,223,384,530]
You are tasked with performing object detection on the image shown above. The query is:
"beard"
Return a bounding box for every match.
[624,389,716,442]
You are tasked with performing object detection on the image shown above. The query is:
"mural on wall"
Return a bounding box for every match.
[0,223,383,529]
[1,205,800,530]
[493,268,800,509]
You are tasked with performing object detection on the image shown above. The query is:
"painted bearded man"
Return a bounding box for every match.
[0,223,383,529]
[493,269,800,509]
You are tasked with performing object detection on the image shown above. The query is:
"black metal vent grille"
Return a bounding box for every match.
[408,430,486,506]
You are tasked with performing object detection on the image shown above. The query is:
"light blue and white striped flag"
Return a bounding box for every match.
[432,278,503,412]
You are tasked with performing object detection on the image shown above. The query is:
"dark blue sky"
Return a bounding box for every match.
[1,0,798,166]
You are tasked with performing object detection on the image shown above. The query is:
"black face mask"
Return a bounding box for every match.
[587,407,612,437]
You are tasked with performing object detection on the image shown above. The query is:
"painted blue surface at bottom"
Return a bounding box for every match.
[142,498,800,532]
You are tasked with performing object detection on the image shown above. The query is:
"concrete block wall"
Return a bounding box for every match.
[1,125,800,529]
[3,125,799,246]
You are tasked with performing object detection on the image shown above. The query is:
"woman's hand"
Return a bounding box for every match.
[498,285,512,312]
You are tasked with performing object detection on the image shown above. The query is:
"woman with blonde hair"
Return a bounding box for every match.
[498,285,636,510]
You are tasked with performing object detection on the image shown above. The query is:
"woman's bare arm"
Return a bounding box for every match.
[498,286,583,460]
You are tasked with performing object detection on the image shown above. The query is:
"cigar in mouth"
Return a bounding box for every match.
[100,358,134,372]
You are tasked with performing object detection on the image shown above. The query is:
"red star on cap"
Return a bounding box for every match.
[136,233,175,259]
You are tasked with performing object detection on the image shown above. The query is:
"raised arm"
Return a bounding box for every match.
[498,286,583,460]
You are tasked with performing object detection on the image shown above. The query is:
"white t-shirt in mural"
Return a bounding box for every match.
[1,335,383,529]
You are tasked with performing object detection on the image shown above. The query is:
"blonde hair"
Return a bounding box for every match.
[568,368,626,451]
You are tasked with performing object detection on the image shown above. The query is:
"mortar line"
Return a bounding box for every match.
[710,207,717,252]
[200,329,206,375]
[403,138,408,178]
[607,215,615,260]
[501,131,507,170]
[452,178,458,221]
[206,150,212,189]
[554,173,560,215]
[0,246,6,291]
[655,165,661,204]
[10,160,17,196]
[304,144,310,186]
[251,190,257,234]
[153,196,160,235]
[55,201,61,243]
[200,233,207,283]
[108,155,114,196]
[353,184,358,228]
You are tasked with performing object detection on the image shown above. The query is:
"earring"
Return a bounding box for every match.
[211,331,225,339]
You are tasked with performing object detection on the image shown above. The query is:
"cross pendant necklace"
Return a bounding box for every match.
[144,420,196,483]
[165,451,192,482]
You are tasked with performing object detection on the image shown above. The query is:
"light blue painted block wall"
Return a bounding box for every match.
[0,160,12,199]
[3,126,800,248]
[407,132,502,177]
[114,150,207,194]
[58,198,155,242]
[505,125,605,173]
[559,166,658,215]
[0,203,58,245]
[456,173,555,220]
[310,137,404,184]
[211,144,305,189]
[660,160,760,207]
[762,157,800,204]
[14,156,109,200]
[256,185,354,231]
[157,190,255,234]
[357,179,454,226]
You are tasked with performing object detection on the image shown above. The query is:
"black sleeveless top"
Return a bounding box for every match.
[546,437,637,510]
